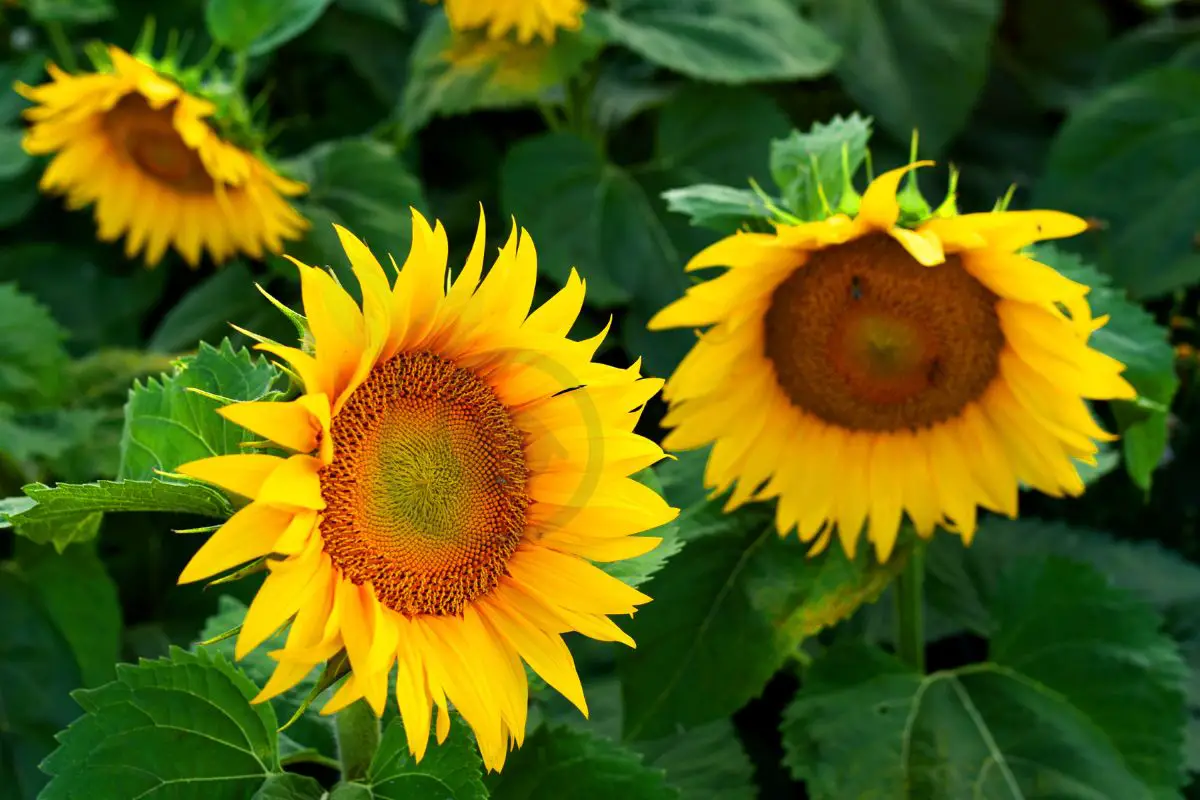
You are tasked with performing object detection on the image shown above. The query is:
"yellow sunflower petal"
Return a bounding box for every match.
[176,453,284,500]
[858,161,933,230]
[178,503,293,584]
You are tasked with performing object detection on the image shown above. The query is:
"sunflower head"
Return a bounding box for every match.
[436,0,586,44]
[15,45,308,267]
[174,209,677,770]
[650,161,1135,562]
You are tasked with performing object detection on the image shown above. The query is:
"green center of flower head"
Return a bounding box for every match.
[318,351,530,617]
[763,233,1005,432]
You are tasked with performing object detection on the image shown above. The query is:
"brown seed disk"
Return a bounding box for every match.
[763,233,1004,431]
[319,350,530,617]
[102,94,216,193]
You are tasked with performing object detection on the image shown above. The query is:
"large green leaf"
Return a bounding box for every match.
[205,0,336,55]
[924,516,1200,638]
[590,0,839,84]
[330,716,487,799]
[1035,67,1200,298]
[1032,245,1178,491]
[400,11,601,135]
[808,0,1001,153]
[198,596,336,759]
[636,720,756,800]
[119,339,282,481]
[783,559,1187,797]
[501,132,682,307]
[619,502,904,740]
[16,542,121,689]
[0,283,69,409]
[282,139,427,294]
[490,725,676,799]
[0,479,233,551]
[0,571,83,800]
[253,774,327,800]
[654,85,790,187]
[41,647,285,799]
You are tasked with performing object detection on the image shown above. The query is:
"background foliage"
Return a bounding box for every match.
[2,0,1200,797]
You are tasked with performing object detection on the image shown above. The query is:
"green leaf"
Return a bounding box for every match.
[148,263,264,353]
[41,647,285,799]
[1035,67,1200,298]
[205,0,336,55]
[661,185,774,233]
[784,558,1187,797]
[769,114,872,220]
[119,339,282,481]
[1,479,233,551]
[253,774,327,799]
[619,502,904,740]
[337,0,405,27]
[0,244,168,352]
[0,408,107,466]
[809,0,1001,152]
[501,132,683,307]
[1032,245,1178,490]
[590,0,838,85]
[0,127,31,181]
[334,716,487,799]
[0,570,83,800]
[400,11,602,135]
[655,85,790,187]
[925,516,1200,637]
[636,721,756,800]
[490,725,676,799]
[198,596,336,759]
[283,139,427,294]
[16,542,121,688]
[0,283,69,409]
[26,0,114,23]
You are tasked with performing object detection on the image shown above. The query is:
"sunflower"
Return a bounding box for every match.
[175,210,676,770]
[16,45,308,267]
[649,162,1135,563]
[439,0,585,43]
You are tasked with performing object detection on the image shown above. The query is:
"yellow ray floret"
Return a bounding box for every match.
[16,45,308,267]
[650,162,1135,563]
[176,208,677,771]
[437,0,585,43]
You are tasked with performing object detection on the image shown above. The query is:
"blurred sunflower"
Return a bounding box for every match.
[439,0,585,43]
[16,45,308,267]
[175,210,676,770]
[649,162,1135,562]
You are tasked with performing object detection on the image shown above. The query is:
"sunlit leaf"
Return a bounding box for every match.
[0,479,233,551]
[119,338,283,481]
[41,647,285,799]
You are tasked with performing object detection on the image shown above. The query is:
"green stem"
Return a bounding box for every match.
[45,21,79,73]
[894,539,927,673]
[334,700,380,783]
[231,50,249,91]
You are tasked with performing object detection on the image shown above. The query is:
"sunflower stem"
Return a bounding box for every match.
[45,21,79,73]
[894,539,927,673]
[335,699,380,782]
